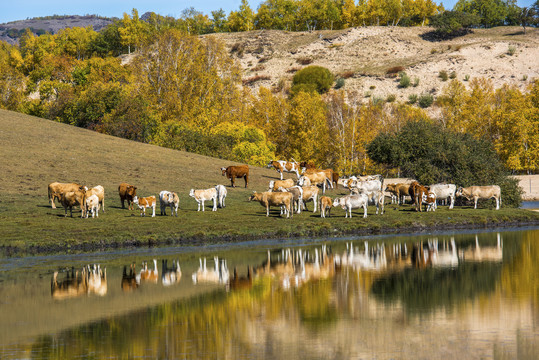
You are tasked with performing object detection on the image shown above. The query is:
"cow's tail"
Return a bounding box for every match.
[378,174,384,191]
[325,177,332,189]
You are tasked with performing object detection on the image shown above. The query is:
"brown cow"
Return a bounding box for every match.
[121,264,139,292]
[221,165,249,188]
[60,186,87,218]
[118,183,137,210]
[319,196,332,218]
[410,182,429,212]
[48,182,85,209]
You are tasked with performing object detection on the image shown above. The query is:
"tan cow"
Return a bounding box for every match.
[221,165,249,188]
[298,171,331,194]
[268,178,296,192]
[118,183,137,210]
[303,168,335,189]
[301,185,319,212]
[133,195,156,217]
[48,182,85,209]
[86,185,105,213]
[136,259,159,284]
[456,185,502,210]
[319,196,332,218]
[249,191,293,218]
[60,186,87,218]
[410,182,429,212]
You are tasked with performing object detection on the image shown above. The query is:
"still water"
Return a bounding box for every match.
[0,229,538,359]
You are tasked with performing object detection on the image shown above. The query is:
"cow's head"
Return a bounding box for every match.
[127,185,137,197]
[248,192,261,201]
[189,189,195,198]
[221,167,227,176]
[455,187,463,197]
[132,196,139,205]
[166,192,174,203]
[266,161,275,168]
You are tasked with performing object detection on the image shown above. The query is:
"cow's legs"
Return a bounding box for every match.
[266,206,270,217]
[280,171,283,180]
[231,176,236,188]
[212,198,217,211]
[363,204,368,218]
[152,205,156,217]
[474,198,478,209]
[202,200,205,212]
[449,195,454,209]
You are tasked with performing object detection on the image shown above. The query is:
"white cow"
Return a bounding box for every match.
[85,194,100,218]
[189,188,217,211]
[333,193,369,218]
[215,185,227,208]
[428,183,457,209]
[159,190,179,216]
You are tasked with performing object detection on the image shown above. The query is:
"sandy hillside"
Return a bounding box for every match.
[209,26,538,105]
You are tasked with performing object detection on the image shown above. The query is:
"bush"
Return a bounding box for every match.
[386,94,396,102]
[296,57,313,65]
[242,75,271,86]
[335,78,345,89]
[439,70,448,81]
[507,45,516,56]
[408,94,418,104]
[449,71,457,79]
[292,65,334,94]
[429,11,481,37]
[366,120,521,207]
[372,95,385,105]
[399,72,411,88]
[464,74,470,81]
[387,66,405,75]
[413,77,420,87]
[418,93,434,108]
[340,71,355,79]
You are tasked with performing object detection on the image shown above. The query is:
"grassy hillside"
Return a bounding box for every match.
[1,109,538,255]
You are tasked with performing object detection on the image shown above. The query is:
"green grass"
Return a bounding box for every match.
[2,109,538,255]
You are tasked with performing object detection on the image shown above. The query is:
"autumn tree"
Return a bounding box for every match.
[118,8,148,53]
[228,0,255,32]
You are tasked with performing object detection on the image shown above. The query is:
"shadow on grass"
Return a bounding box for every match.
[504,30,525,36]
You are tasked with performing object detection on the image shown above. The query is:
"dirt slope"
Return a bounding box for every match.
[210,26,538,104]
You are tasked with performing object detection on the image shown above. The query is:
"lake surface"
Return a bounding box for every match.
[1,228,538,359]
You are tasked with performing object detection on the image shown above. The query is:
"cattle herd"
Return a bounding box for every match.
[46,161,503,219]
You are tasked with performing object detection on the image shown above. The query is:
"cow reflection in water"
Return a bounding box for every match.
[255,246,334,290]
[51,264,107,299]
[227,267,253,291]
[192,257,229,284]
[460,233,503,262]
[136,259,158,284]
[162,260,181,286]
[121,263,138,292]
[411,238,459,268]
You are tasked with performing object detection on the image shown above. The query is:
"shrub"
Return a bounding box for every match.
[507,45,516,56]
[335,78,345,89]
[369,85,376,90]
[418,93,434,108]
[413,77,420,87]
[431,48,438,54]
[449,71,457,79]
[464,74,470,81]
[522,74,528,81]
[372,95,385,105]
[439,70,448,81]
[289,83,318,97]
[366,120,521,207]
[399,72,411,88]
[365,91,372,98]
[429,10,481,37]
[296,57,313,65]
[292,65,334,94]
[341,70,355,79]
[242,75,271,86]
[286,67,300,73]
[408,94,418,104]
[386,94,396,102]
[386,66,405,75]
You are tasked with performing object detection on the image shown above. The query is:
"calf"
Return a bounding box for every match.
[268,178,296,192]
[159,190,179,216]
[85,194,100,218]
[60,186,87,218]
[48,182,85,209]
[333,193,369,218]
[133,195,156,217]
[425,191,437,212]
[221,165,249,188]
[118,183,137,210]
[456,185,502,210]
[384,183,412,205]
[319,196,332,218]
[215,184,227,208]
[249,191,293,218]
[86,185,105,213]
[189,188,217,211]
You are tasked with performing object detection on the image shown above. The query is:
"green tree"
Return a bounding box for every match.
[118,8,148,53]
[292,65,334,95]
[366,120,522,206]
[228,0,255,32]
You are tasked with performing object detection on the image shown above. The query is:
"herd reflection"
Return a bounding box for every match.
[5,230,535,359]
[50,234,506,300]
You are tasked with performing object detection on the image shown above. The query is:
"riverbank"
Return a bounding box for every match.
[2,190,539,256]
